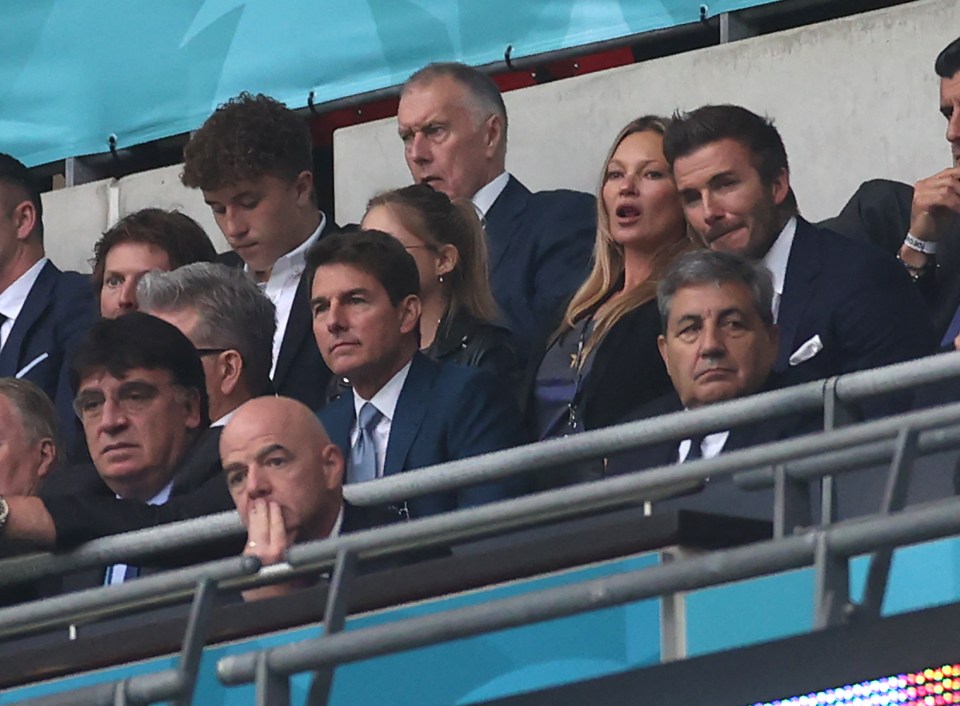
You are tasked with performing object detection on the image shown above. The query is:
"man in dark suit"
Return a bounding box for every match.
[0,315,237,591]
[664,105,936,387]
[397,63,595,356]
[181,92,335,410]
[820,36,960,347]
[607,250,818,521]
[309,229,526,529]
[0,154,96,455]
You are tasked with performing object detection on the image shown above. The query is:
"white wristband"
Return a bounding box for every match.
[904,233,938,254]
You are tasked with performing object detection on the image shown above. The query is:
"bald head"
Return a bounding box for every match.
[221,396,343,543]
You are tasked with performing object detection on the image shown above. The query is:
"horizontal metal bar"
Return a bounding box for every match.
[286,401,960,573]
[219,497,960,684]
[0,556,260,640]
[736,424,960,490]
[0,512,244,588]
[14,671,184,706]
[344,352,960,507]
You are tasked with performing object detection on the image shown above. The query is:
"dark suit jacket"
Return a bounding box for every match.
[0,261,96,455]
[818,178,960,341]
[773,218,937,387]
[40,425,234,567]
[218,216,337,411]
[319,353,528,529]
[484,176,596,358]
[604,387,820,521]
[529,298,673,437]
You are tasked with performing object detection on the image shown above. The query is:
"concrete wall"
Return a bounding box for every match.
[39,0,959,271]
[42,165,226,273]
[333,0,960,225]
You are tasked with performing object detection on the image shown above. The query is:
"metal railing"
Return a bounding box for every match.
[3,350,958,593]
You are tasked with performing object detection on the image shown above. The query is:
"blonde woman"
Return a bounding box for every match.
[531,116,694,439]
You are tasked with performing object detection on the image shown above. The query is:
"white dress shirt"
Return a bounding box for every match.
[471,172,510,217]
[761,216,798,323]
[0,258,47,351]
[677,431,731,463]
[349,360,412,479]
[252,215,326,377]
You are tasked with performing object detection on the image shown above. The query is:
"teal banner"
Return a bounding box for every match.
[2,0,780,167]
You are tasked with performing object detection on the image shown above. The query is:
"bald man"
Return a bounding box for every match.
[220,396,343,600]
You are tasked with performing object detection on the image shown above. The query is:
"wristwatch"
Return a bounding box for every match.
[0,495,8,536]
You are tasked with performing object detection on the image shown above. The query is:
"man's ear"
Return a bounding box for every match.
[657,334,670,368]
[217,349,244,397]
[770,168,791,207]
[293,170,315,206]
[321,443,345,490]
[484,114,505,159]
[12,200,37,241]
[399,294,421,335]
[35,438,56,482]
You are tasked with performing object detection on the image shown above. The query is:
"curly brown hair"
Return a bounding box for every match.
[91,208,218,293]
[181,92,313,191]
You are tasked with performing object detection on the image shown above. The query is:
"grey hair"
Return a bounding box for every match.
[0,377,61,459]
[138,262,277,393]
[403,62,508,135]
[657,250,775,331]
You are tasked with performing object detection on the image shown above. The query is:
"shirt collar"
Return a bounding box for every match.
[761,216,798,299]
[471,172,510,217]
[352,358,413,422]
[211,408,238,428]
[115,478,174,505]
[248,213,326,282]
[0,258,48,321]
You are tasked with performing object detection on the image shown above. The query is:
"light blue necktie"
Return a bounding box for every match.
[349,402,382,484]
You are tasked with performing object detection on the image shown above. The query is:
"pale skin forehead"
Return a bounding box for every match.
[221,396,329,458]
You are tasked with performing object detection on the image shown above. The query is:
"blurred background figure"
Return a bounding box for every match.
[0,378,59,497]
[360,184,519,382]
[531,116,693,444]
[92,208,217,319]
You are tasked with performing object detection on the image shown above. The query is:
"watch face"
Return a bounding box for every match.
[0,496,8,530]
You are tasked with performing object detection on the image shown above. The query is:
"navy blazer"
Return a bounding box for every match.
[0,261,96,454]
[604,387,819,522]
[484,176,596,357]
[773,218,937,387]
[819,178,960,341]
[218,216,337,411]
[319,353,527,526]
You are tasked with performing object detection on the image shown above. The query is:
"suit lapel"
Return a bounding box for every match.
[272,274,311,386]
[321,394,356,459]
[774,220,820,371]
[383,354,434,477]
[483,176,529,280]
[0,261,56,377]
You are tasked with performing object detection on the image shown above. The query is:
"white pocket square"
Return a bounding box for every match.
[788,335,823,367]
[16,352,49,378]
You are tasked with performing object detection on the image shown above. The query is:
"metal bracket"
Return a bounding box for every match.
[813,532,851,629]
[773,464,811,538]
[255,652,290,706]
[855,428,921,619]
[172,578,218,706]
[306,548,358,706]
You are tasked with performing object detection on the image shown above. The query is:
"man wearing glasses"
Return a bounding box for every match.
[0,313,235,593]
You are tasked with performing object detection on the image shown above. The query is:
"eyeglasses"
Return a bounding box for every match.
[72,381,162,421]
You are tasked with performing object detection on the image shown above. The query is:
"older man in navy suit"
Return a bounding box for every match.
[398,63,595,357]
[181,93,336,411]
[309,229,526,530]
[664,105,936,388]
[0,154,95,455]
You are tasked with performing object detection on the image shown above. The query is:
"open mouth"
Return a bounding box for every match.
[616,205,641,219]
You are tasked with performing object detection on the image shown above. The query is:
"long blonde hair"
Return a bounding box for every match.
[560,116,692,361]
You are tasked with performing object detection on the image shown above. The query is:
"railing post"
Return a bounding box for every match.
[306,548,358,706]
[772,464,811,538]
[813,532,850,629]
[255,652,290,706]
[172,578,218,706]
